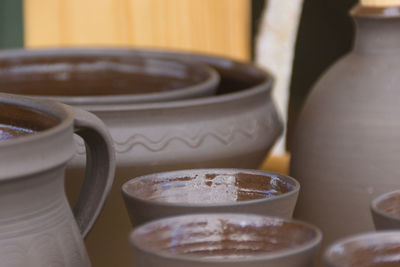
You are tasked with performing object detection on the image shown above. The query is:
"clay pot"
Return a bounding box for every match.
[290,4,400,252]
[122,169,300,227]
[0,48,283,267]
[324,231,400,267]
[371,190,400,230]
[0,93,115,267]
[0,49,219,104]
[130,213,322,267]
[82,50,282,267]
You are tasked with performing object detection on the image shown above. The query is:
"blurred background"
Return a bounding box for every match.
[0,0,357,168]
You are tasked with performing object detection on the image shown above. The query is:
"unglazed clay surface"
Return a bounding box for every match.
[0,94,115,267]
[0,180,90,267]
[290,5,400,256]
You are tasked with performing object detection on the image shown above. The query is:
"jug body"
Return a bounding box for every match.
[0,93,115,267]
[0,168,91,266]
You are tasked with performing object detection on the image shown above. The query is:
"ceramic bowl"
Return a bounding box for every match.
[0,49,219,104]
[129,213,322,267]
[371,190,400,230]
[324,231,400,267]
[122,168,300,227]
[69,49,282,174]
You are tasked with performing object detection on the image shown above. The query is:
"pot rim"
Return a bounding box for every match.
[122,168,300,208]
[129,213,322,263]
[0,93,72,148]
[371,189,400,222]
[0,48,273,112]
[0,93,76,181]
[0,48,220,105]
[324,231,400,267]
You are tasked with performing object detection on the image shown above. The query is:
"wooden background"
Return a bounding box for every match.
[24,0,251,61]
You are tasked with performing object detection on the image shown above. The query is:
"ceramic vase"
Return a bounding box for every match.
[290,4,400,251]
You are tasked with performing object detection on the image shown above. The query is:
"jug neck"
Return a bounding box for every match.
[352,5,400,53]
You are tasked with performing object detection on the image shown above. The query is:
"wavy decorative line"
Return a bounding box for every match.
[76,117,272,154]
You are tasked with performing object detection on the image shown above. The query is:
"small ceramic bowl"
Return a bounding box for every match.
[324,231,400,267]
[122,168,300,227]
[371,190,400,230]
[129,213,322,267]
[0,49,219,105]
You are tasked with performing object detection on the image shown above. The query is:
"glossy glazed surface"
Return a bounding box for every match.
[131,214,319,260]
[376,192,400,218]
[0,55,208,96]
[325,232,400,267]
[126,172,295,204]
[0,103,59,141]
[0,123,35,140]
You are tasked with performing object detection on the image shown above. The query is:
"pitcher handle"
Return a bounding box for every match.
[67,105,116,237]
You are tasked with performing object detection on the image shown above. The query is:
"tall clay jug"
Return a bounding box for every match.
[290,1,400,251]
[0,93,115,266]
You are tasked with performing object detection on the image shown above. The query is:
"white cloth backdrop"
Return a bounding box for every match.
[256,0,304,154]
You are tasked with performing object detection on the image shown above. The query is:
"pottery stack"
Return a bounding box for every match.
[290,0,400,255]
[122,168,321,267]
[0,49,284,267]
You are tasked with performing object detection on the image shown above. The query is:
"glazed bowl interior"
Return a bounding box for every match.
[0,101,59,141]
[325,232,400,267]
[130,214,321,261]
[372,190,400,221]
[123,169,298,206]
[0,52,215,98]
[138,49,268,95]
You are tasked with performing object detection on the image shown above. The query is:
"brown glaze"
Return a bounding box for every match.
[136,50,267,95]
[0,103,59,141]
[126,172,295,204]
[132,215,317,259]
[0,55,208,96]
[346,245,400,267]
[0,124,35,141]
[329,241,400,267]
[377,193,400,218]
[163,53,266,96]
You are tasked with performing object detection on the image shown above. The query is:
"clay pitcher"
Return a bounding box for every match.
[0,93,115,266]
[290,2,400,252]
